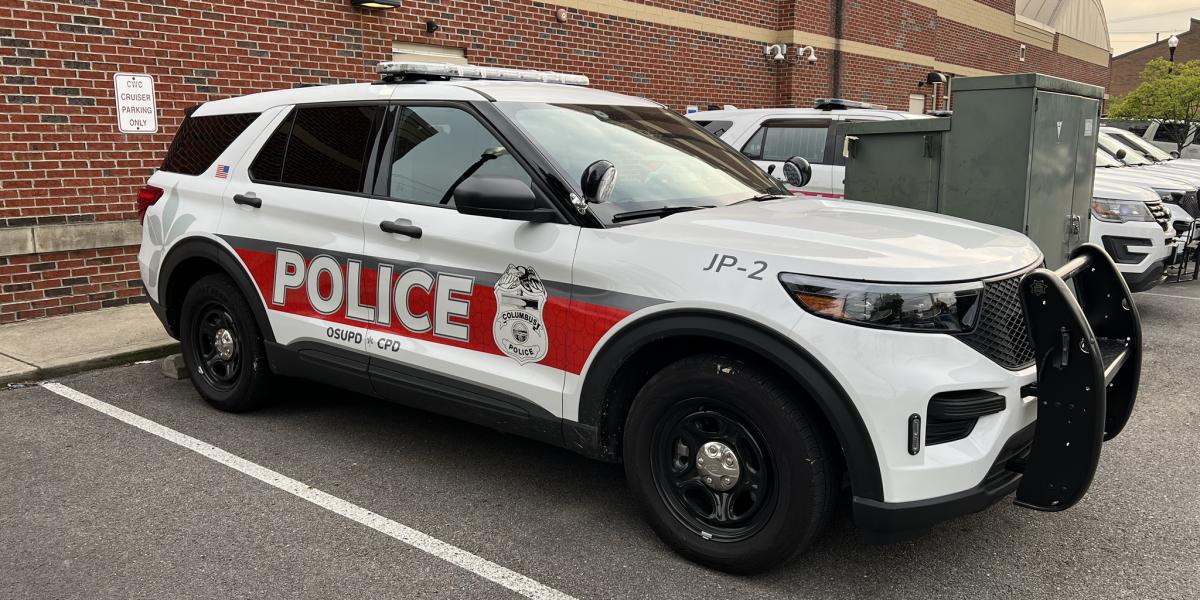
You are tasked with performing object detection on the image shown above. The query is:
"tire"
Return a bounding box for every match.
[623,353,836,573]
[178,273,274,412]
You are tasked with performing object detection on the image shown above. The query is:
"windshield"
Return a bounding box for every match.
[1108,129,1174,162]
[497,102,784,225]
[1095,150,1123,168]
[1098,133,1153,166]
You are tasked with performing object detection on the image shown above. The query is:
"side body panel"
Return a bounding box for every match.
[361,199,580,422]
[140,111,276,299]
[215,105,373,358]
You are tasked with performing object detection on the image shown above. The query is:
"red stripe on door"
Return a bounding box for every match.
[235,247,630,375]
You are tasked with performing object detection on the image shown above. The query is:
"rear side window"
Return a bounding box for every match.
[1125,124,1149,137]
[160,112,259,175]
[248,110,293,183]
[1154,123,1191,143]
[699,120,733,137]
[280,105,379,192]
[249,104,380,193]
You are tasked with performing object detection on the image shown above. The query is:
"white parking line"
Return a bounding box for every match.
[40,381,576,600]
[1139,292,1200,301]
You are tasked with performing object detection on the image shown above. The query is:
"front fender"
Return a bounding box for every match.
[573,309,885,501]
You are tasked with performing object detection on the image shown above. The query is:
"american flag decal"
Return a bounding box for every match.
[215,164,231,179]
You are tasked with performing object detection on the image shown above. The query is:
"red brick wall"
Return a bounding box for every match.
[1110,19,1200,98]
[0,247,140,324]
[0,0,1112,323]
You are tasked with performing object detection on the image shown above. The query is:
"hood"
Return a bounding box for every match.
[1091,173,1164,202]
[627,198,1042,283]
[1096,165,1200,191]
[1140,164,1200,186]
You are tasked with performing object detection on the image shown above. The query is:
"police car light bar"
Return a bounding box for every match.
[814,98,887,110]
[377,62,590,86]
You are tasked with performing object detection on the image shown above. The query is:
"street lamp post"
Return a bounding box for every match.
[1168,34,1179,63]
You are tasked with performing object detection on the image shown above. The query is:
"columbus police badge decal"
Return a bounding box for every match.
[493,265,549,365]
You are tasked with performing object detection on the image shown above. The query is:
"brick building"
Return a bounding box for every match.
[1110,18,1200,99]
[0,0,1110,323]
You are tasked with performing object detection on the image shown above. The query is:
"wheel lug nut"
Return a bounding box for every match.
[697,457,704,464]
[705,477,713,484]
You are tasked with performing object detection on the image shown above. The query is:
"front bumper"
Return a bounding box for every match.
[851,244,1141,538]
[855,423,1033,543]
[1122,258,1165,292]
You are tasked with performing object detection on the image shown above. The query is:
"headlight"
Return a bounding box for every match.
[1091,198,1155,223]
[779,273,982,332]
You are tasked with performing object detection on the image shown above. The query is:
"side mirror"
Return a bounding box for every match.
[1171,150,1181,159]
[782,156,812,188]
[453,176,557,223]
[581,160,617,204]
[1115,148,1127,160]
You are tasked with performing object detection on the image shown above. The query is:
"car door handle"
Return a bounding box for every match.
[379,220,422,239]
[232,194,262,208]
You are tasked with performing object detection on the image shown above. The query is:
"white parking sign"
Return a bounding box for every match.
[114,73,157,133]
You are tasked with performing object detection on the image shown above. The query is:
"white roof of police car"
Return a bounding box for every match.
[193,79,658,117]
[687,107,933,121]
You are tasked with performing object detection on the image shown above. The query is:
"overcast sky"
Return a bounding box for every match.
[1102,0,1200,55]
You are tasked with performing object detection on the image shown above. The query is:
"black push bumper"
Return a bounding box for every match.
[855,244,1141,539]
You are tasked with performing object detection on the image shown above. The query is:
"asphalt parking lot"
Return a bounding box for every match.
[3,279,1199,600]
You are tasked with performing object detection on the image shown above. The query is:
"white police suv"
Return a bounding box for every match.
[138,62,1141,573]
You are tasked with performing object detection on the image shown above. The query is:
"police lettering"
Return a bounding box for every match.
[273,250,472,341]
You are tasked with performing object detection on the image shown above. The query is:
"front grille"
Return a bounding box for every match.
[956,274,1036,370]
[1179,190,1199,218]
[1145,200,1171,233]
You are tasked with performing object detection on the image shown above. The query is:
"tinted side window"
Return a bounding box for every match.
[280,105,378,193]
[249,110,293,182]
[700,120,734,137]
[388,106,530,206]
[762,124,828,163]
[740,127,765,158]
[1153,123,1192,143]
[161,112,259,175]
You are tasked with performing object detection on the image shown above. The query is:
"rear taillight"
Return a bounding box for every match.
[136,185,164,224]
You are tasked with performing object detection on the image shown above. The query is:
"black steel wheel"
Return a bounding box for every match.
[624,354,836,573]
[651,399,775,542]
[179,273,274,412]
[192,303,242,391]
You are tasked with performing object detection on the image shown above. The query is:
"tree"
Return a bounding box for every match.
[1109,58,1200,155]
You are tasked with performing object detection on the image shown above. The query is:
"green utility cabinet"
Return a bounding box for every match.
[840,73,1104,268]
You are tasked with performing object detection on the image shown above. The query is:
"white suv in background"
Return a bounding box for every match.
[1106,120,1200,160]
[688,100,932,197]
[692,104,1178,291]
[138,63,1140,573]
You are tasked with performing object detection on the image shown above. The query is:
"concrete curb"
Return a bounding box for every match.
[0,304,181,386]
[0,341,180,386]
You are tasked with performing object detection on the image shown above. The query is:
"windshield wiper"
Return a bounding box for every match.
[611,205,714,223]
[733,193,789,204]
